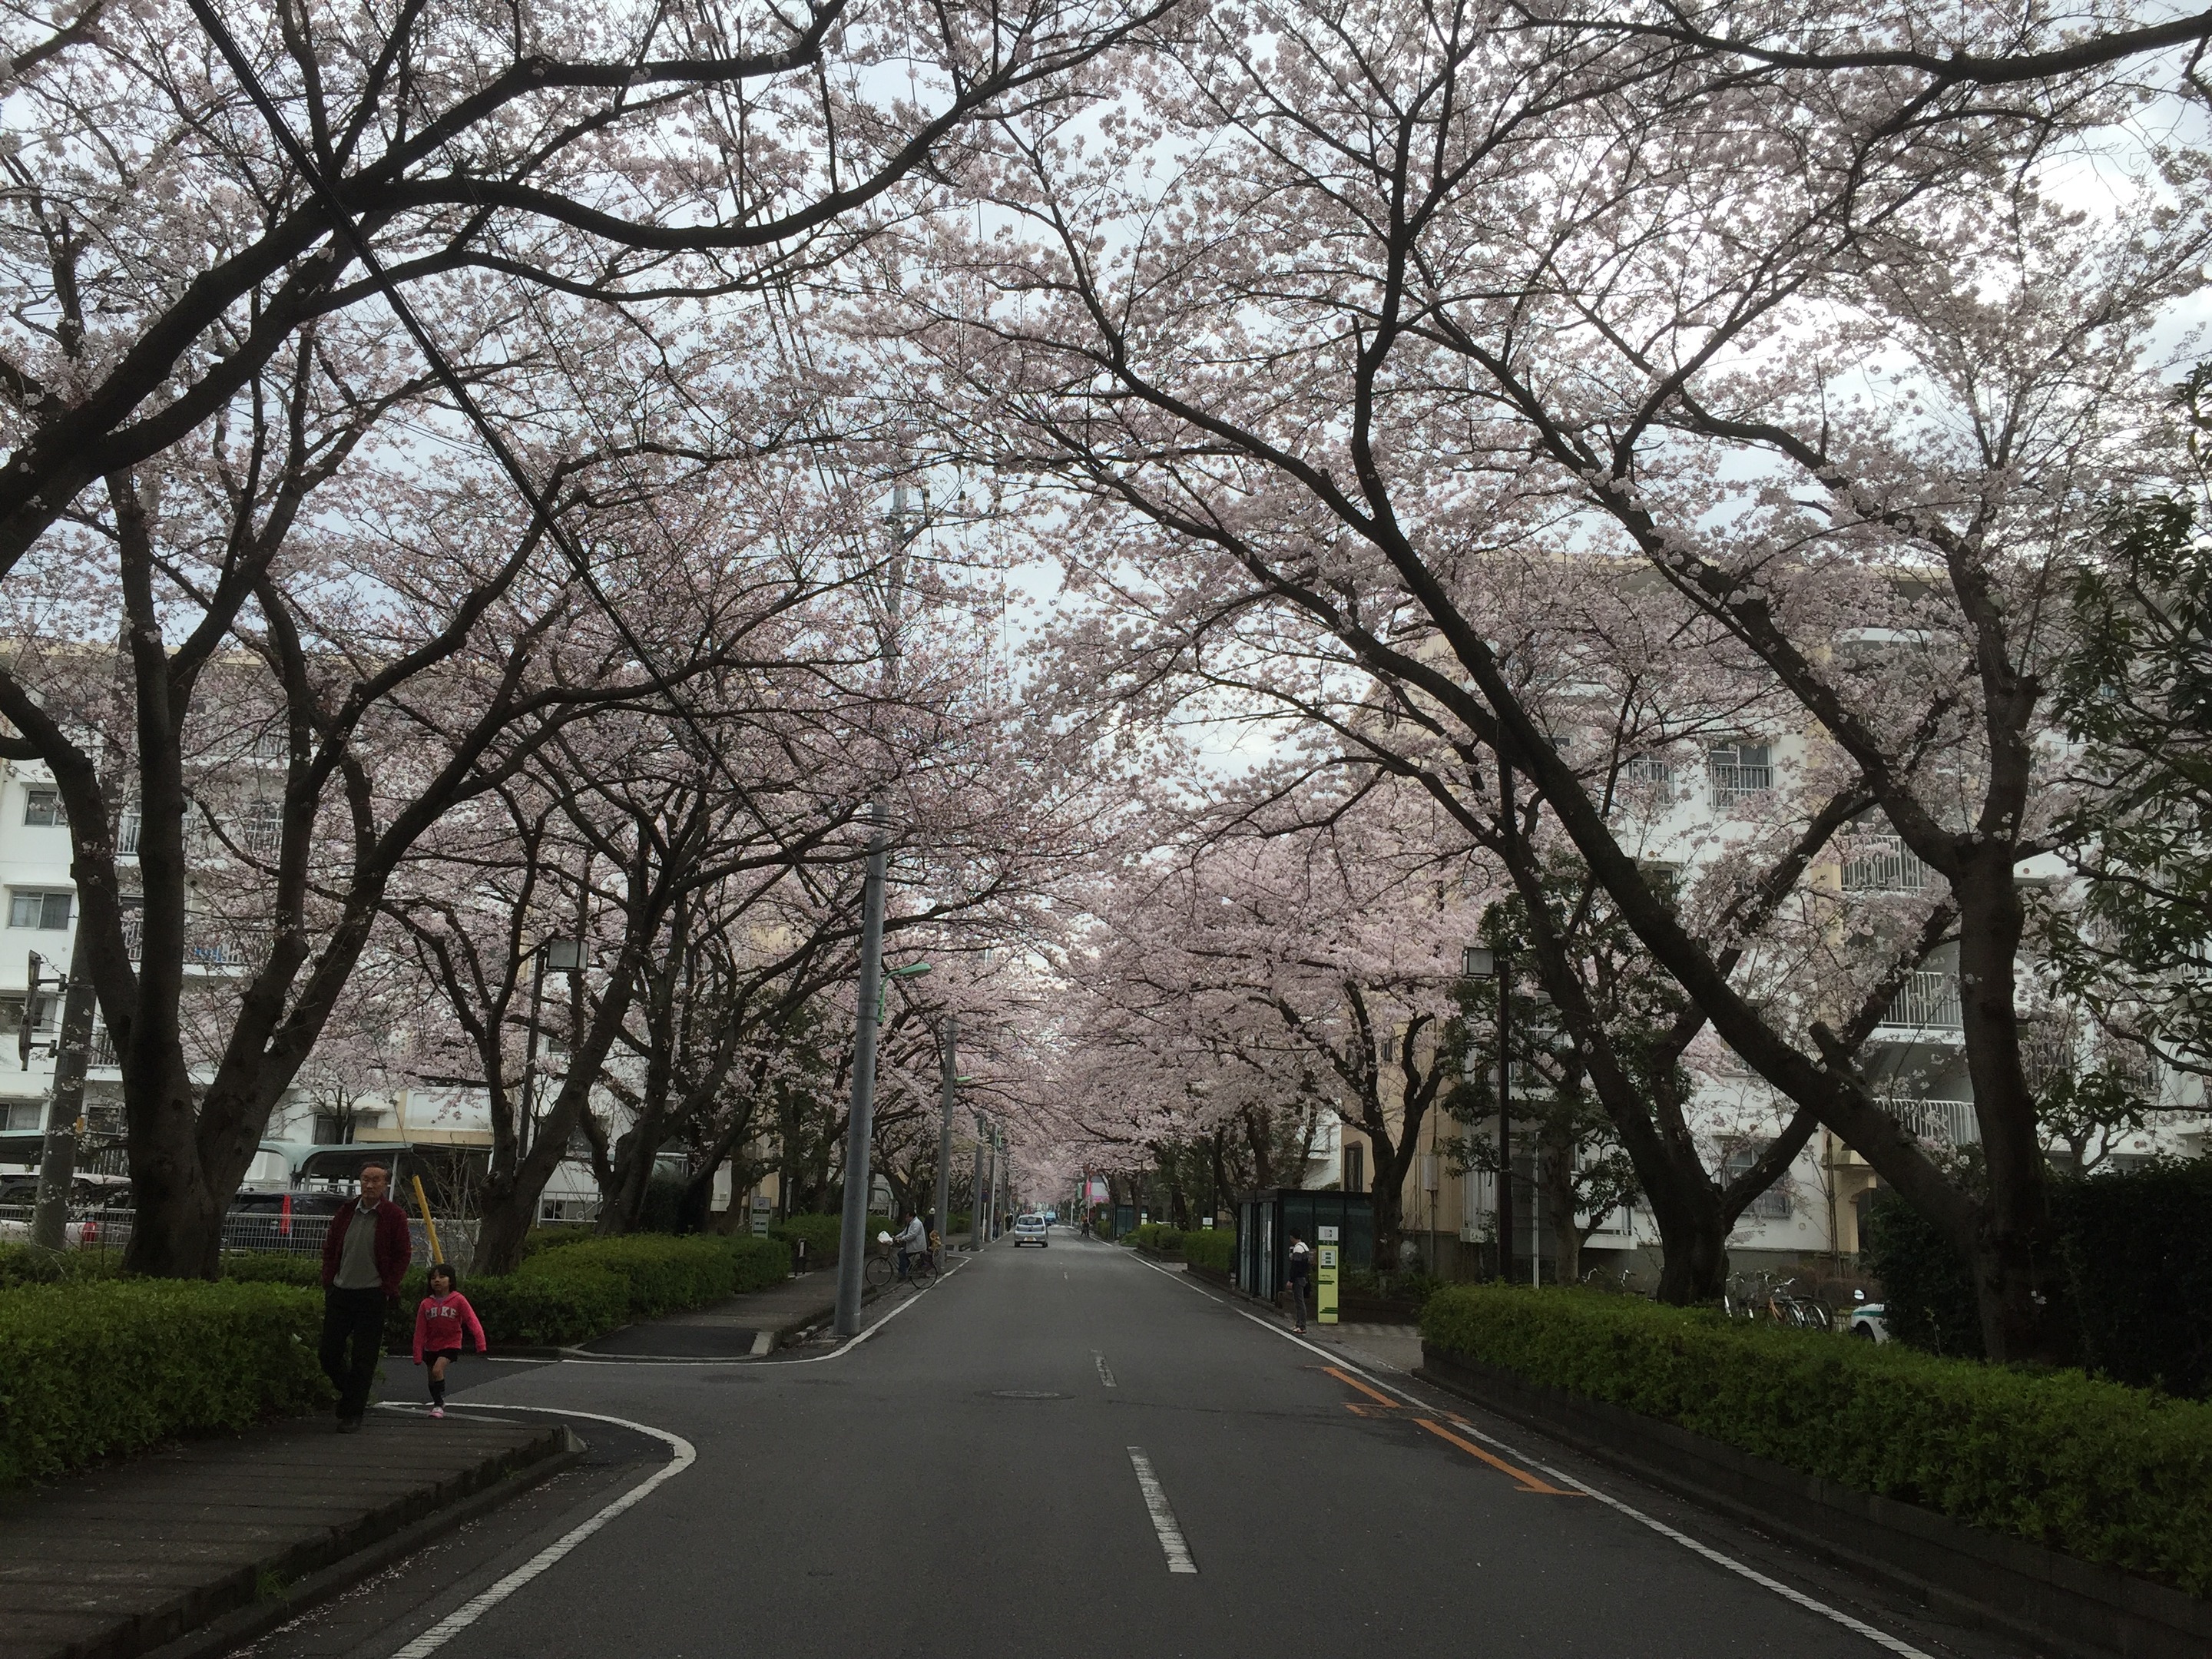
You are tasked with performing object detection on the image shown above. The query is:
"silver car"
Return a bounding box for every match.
[1012,1213,1049,1247]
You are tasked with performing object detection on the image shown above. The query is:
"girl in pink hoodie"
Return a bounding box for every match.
[412,1263,487,1418]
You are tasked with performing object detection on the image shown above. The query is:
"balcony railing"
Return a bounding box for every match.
[1707,761,1773,805]
[118,811,141,856]
[88,1025,118,1067]
[1842,833,1936,894]
[1882,1097,1979,1146]
[1885,969,1963,1030]
[117,909,263,969]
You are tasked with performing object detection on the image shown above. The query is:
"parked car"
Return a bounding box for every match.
[1849,1290,1889,1343]
[1012,1213,1050,1248]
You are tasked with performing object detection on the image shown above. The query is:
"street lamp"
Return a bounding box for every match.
[1461,943,1513,1285]
[517,936,581,1164]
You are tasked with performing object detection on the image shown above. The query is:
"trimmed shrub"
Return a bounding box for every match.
[768,1212,889,1267]
[0,1244,121,1287]
[519,1224,598,1257]
[0,1279,330,1485]
[220,1252,325,1286]
[1181,1228,1234,1271]
[1422,1284,2212,1596]
[1129,1222,1183,1253]
[1866,1161,2212,1395]
[2056,1161,2212,1399]
[1863,1190,1985,1359]
[377,1233,791,1349]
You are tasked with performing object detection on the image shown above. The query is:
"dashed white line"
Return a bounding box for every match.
[1126,1447,1197,1574]
[1094,1351,1118,1388]
[1123,1252,1936,1656]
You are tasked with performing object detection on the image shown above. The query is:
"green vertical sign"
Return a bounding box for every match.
[1316,1224,1340,1325]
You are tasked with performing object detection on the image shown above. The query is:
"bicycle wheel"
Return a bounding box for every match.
[863,1255,892,1292]
[910,1257,938,1289]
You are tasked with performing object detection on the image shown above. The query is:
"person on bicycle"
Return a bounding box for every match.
[895,1211,927,1281]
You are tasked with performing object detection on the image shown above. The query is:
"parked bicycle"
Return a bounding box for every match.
[1722,1271,1832,1329]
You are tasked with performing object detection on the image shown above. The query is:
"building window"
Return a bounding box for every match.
[1622,753,1673,789]
[0,1100,41,1131]
[23,787,64,826]
[1343,1143,1366,1194]
[7,890,72,930]
[1707,740,1773,805]
[238,800,282,859]
[1724,1144,1793,1221]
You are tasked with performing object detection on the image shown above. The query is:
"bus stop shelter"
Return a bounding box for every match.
[1233,1189,1373,1299]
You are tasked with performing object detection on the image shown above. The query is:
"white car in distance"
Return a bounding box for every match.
[1012,1214,1049,1248]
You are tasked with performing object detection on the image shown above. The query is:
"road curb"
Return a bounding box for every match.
[129,1426,584,1659]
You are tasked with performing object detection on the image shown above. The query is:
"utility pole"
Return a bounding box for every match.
[29,945,96,1251]
[970,1111,988,1250]
[833,480,919,1336]
[833,822,890,1338]
[933,1015,956,1251]
[1496,754,1515,1286]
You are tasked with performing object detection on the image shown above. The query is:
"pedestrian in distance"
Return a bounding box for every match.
[317,1164,412,1432]
[412,1263,488,1419]
[1285,1231,1313,1333]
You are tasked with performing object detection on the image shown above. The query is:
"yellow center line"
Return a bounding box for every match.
[1323,1365,1402,1409]
[1413,1418,1581,1495]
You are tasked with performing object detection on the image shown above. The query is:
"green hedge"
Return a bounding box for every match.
[1181,1228,1234,1270]
[1127,1221,1234,1270]
[1422,1285,2212,1595]
[376,1233,793,1349]
[0,1280,330,1485]
[1866,1161,2212,1396]
[767,1212,890,1267]
[0,1244,121,1287]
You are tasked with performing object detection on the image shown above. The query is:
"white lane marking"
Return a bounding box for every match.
[1094,1351,1117,1388]
[379,1405,695,1657]
[1126,1447,1197,1574]
[1124,1254,1935,1657]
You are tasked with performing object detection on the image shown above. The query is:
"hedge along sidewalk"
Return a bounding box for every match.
[1420,1286,2212,1600]
[220,1230,795,1353]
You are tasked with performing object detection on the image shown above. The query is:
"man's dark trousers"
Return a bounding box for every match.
[320,1286,386,1420]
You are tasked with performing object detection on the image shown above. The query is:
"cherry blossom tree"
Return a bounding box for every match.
[896,0,2212,1355]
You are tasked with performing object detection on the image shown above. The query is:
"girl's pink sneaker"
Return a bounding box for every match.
[429,1406,445,1419]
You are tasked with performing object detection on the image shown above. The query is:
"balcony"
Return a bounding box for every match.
[1884,969,1962,1031]
[1882,1097,1979,1146]
[116,909,263,969]
[88,1025,118,1068]
[1708,762,1773,805]
[1842,833,1936,894]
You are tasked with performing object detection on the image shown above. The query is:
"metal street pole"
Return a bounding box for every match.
[833,817,891,1337]
[29,946,96,1251]
[933,1015,955,1251]
[1496,755,1515,1286]
[515,946,549,1163]
[970,1111,988,1251]
[833,478,916,1331]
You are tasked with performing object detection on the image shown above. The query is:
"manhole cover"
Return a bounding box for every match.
[991,1389,1065,1399]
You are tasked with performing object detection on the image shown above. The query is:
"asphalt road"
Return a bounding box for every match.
[240,1232,2028,1659]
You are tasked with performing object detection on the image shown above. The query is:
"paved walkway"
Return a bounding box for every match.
[578,1260,947,1359]
[0,1410,566,1659]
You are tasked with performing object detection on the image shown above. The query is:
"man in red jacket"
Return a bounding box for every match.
[319,1164,412,1432]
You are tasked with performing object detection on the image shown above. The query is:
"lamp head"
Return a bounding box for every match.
[1462,945,1497,979]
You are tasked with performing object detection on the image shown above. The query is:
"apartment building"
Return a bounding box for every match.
[0,750,619,1222]
[1340,726,2210,1283]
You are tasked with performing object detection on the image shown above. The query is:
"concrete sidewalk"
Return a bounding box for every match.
[0,1409,571,1659]
[578,1259,953,1359]
[579,1269,844,1358]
